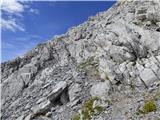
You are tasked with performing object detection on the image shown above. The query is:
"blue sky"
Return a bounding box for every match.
[1,1,116,62]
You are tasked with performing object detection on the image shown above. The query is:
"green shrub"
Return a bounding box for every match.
[104,99,112,105]
[143,100,157,114]
[83,98,95,112]
[136,100,157,115]
[77,57,100,78]
[72,114,80,120]
[77,57,98,70]
[72,97,103,120]
[94,105,103,115]
[82,110,90,120]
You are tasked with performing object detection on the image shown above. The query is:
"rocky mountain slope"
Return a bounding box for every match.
[1,0,160,120]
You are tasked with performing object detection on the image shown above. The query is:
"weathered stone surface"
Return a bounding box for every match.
[47,81,67,103]
[16,115,25,120]
[24,114,32,120]
[139,68,158,87]
[68,83,82,102]
[45,112,52,117]
[157,22,160,27]
[32,100,51,115]
[90,81,111,99]
[2,74,25,102]
[60,91,69,105]
[1,1,160,120]
[136,7,147,14]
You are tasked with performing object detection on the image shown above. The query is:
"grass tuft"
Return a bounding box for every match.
[72,97,103,120]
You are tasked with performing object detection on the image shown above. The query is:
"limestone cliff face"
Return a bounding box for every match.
[1,1,160,120]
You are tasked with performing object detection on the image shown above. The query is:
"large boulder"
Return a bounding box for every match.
[47,81,68,104]
[2,74,25,102]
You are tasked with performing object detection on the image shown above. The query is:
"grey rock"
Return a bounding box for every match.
[24,114,32,120]
[2,74,25,102]
[60,91,69,105]
[32,100,51,115]
[90,81,111,99]
[45,112,52,117]
[68,83,82,102]
[68,99,80,107]
[139,68,158,87]
[16,115,25,120]
[136,7,147,14]
[157,22,160,27]
[47,81,67,103]
[36,97,46,104]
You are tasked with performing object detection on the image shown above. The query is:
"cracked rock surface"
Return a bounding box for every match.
[1,0,160,120]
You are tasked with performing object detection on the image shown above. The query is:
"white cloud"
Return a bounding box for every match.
[30,8,39,14]
[2,41,15,49]
[1,0,25,32]
[1,0,39,32]
[1,0,24,14]
[1,18,25,32]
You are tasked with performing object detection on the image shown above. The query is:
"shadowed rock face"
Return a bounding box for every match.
[1,1,160,120]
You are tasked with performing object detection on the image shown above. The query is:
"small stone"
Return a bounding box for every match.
[145,21,151,26]
[136,7,147,14]
[51,107,56,112]
[36,97,46,104]
[25,103,30,109]
[136,14,146,20]
[24,114,32,120]
[16,115,25,120]
[46,112,52,117]
[137,98,144,103]
[32,100,51,115]
[157,22,160,27]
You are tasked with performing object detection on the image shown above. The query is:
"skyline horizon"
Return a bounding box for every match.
[1,1,116,62]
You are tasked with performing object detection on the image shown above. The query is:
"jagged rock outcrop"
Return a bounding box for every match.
[1,0,160,120]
